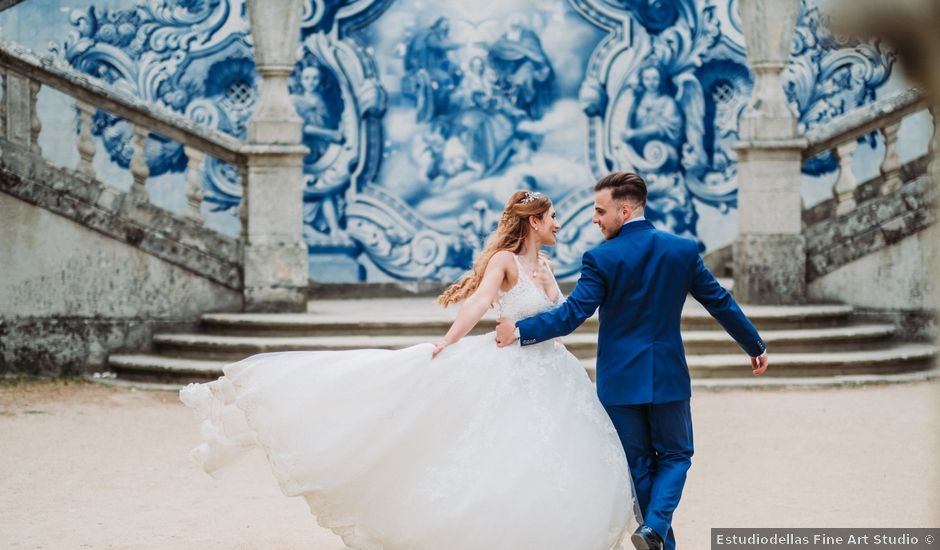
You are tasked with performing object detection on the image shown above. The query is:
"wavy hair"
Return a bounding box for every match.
[437,190,552,307]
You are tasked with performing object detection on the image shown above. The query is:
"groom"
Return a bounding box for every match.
[495,172,769,550]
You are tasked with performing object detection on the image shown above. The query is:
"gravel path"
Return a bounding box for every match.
[1,379,937,549]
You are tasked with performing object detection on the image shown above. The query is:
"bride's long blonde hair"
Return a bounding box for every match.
[437,190,552,307]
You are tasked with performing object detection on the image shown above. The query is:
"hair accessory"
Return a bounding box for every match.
[520,191,543,205]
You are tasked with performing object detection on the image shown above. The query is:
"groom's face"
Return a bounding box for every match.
[592,189,631,240]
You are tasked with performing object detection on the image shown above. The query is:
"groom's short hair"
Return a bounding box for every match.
[594,172,647,206]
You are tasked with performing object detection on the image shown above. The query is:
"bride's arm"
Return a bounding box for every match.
[432,251,512,358]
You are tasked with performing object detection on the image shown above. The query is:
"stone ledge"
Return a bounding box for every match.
[802,154,931,226]
[805,174,937,280]
[0,316,199,376]
[89,364,940,392]
[0,143,243,290]
[0,1,27,11]
[0,39,246,166]
[690,369,938,390]
[802,87,930,158]
[850,308,937,342]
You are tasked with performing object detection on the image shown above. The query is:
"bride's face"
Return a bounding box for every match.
[531,206,560,246]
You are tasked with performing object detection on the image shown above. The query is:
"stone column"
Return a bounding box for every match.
[733,0,807,304]
[3,73,37,151]
[243,0,308,312]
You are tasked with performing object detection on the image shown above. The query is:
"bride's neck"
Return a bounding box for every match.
[518,238,540,263]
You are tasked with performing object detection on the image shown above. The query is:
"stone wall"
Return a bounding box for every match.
[0,192,242,376]
[807,222,938,339]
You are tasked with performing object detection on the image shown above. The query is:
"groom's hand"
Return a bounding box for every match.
[750,352,769,376]
[495,318,517,347]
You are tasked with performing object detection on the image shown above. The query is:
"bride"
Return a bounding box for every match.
[180,190,641,550]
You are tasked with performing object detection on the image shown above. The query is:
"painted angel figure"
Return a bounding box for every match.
[403,17,463,122]
[621,64,706,244]
[295,65,345,165]
[294,64,351,244]
[487,14,554,120]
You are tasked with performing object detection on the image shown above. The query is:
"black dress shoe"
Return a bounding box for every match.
[631,525,664,550]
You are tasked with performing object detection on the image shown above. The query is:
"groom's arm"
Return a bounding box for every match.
[689,253,766,357]
[515,250,607,346]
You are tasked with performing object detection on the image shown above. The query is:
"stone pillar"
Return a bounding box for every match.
[3,73,36,151]
[243,0,308,312]
[733,0,807,304]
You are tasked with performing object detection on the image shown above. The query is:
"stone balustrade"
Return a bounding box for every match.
[0,30,309,312]
[0,39,247,229]
[0,1,26,12]
[803,88,936,216]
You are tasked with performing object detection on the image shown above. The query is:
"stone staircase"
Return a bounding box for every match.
[102,283,937,390]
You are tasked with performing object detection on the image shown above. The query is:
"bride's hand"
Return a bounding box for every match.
[431,340,449,359]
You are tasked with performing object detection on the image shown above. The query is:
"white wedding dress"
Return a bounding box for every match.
[180,255,640,550]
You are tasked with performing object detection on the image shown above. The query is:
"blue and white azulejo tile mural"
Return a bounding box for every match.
[1,0,925,282]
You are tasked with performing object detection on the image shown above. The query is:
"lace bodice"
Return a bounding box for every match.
[495,254,564,322]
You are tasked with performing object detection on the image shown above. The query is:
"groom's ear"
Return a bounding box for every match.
[620,201,633,219]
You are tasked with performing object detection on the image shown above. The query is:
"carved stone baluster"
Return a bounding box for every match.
[930,106,939,156]
[929,107,940,191]
[237,171,248,239]
[76,100,97,178]
[0,69,6,139]
[833,139,859,215]
[4,73,31,149]
[879,120,903,194]
[129,124,150,201]
[182,145,205,222]
[29,79,41,155]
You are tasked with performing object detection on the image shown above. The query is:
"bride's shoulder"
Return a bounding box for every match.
[486,250,518,278]
[489,250,516,268]
[490,249,515,262]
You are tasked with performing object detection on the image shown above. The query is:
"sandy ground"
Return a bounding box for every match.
[1,379,938,550]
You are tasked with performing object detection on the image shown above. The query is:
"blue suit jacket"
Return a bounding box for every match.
[516,220,765,405]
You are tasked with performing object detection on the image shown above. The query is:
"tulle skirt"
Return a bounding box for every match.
[180,333,639,550]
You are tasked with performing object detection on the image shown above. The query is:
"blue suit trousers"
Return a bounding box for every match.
[605,399,693,550]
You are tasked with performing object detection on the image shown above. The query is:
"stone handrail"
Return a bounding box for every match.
[0,1,27,11]
[802,87,937,216]
[0,40,245,163]
[0,40,307,245]
[0,29,310,312]
[0,39,263,229]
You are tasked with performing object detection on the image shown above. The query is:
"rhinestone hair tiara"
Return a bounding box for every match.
[520,191,543,205]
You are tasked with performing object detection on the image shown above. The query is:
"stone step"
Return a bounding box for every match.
[582,343,937,380]
[201,301,855,337]
[89,367,940,393]
[690,368,938,390]
[108,354,229,385]
[305,278,736,301]
[153,324,898,361]
[678,324,896,354]
[107,343,938,386]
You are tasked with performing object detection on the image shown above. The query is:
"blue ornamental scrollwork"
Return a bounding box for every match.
[572,0,726,255]
[562,0,895,274]
[48,0,901,282]
[783,3,896,175]
[337,2,578,281]
[52,0,256,213]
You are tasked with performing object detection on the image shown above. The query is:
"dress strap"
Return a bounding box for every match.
[511,253,530,283]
